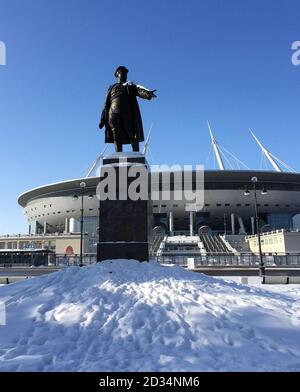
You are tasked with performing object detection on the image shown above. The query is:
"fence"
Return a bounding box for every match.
[0,251,96,267]
[54,254,97,266]
[0,250,51,267]
[156,253,300,267]
[1,250,300,269]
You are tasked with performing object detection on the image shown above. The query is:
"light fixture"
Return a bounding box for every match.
[88,194,94,199]
[73,195,78,200]
[261,187,267,195]
[244,189,250,196]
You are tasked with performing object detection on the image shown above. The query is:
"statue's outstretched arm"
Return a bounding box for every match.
[135,84,157,100]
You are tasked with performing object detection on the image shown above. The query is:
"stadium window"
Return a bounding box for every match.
[161,204,167,208]
[66,210,70,213]
[205,203,210,207]
[285,205,290,207]
[264,204,269,207]
[216,203,222,207]
[236,204,241,207]
[173,204,178,207]
[245,204,250,206]
[225,203,230,206]
[89,208,93,211]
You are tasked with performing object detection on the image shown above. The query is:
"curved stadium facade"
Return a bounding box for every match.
[5,130,298,258]
[18,170,300,239]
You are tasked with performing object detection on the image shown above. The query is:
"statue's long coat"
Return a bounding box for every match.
[100,82,151,144]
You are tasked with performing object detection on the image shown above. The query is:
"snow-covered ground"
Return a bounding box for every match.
[0,260,300,371]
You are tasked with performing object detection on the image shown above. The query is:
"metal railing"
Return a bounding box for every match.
[245,228,300,240]
[150,233,165,256]
[0,232,80,239]
[156,253,300,267]
[0,251,96,268]
[2,250,300,269]
[54,254,97,266]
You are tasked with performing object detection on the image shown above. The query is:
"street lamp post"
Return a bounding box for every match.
[223,211,227,236]
[98,197,101,245]
[252,177,265,278]
[79,181,86,267]
[244,176,266,279]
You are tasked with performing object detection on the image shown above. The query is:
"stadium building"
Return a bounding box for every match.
[1,128,300,258]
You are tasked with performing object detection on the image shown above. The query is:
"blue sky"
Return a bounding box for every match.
[0,0,300,234]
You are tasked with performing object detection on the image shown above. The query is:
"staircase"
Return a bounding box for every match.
[160,235,201,256]
[199,234,232,254]
[150,232,165,257]
[222,235,252,253]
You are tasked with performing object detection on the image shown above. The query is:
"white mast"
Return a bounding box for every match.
[142,124,153,155]
[249,129,282,172]
[86,144,108,177]
[207,121,225,170]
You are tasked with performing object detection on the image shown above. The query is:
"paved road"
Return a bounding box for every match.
[0,267,60,284]
[0,267,60,277]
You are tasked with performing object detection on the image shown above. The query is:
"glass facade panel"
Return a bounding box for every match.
[267,213,293,230]
[83,216,98,237]
[293,214,300,229]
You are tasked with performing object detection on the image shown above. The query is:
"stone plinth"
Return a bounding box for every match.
[97,152,152,262]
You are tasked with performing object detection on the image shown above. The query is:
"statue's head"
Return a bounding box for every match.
[114,66,128,83]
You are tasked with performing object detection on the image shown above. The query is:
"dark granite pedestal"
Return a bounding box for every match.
[97,153,152,262]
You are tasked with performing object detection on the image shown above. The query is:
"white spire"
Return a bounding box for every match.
[142,124,153,155]
[207,121,225,170]
[86,144,108,177]
[249,129,282,172]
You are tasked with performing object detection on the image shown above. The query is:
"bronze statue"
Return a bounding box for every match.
[99,66,156,152]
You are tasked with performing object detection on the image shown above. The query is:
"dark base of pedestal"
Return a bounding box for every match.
[98,153,152,263]
[97,242,149,262]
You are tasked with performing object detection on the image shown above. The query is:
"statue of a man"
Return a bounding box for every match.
[99,66,156,152]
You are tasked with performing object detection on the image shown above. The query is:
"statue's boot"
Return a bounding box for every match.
[112,128,123,152]
[114,141,123,152]
[131,140,139,152]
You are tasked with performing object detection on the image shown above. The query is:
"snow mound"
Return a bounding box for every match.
[0,260,300,371]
